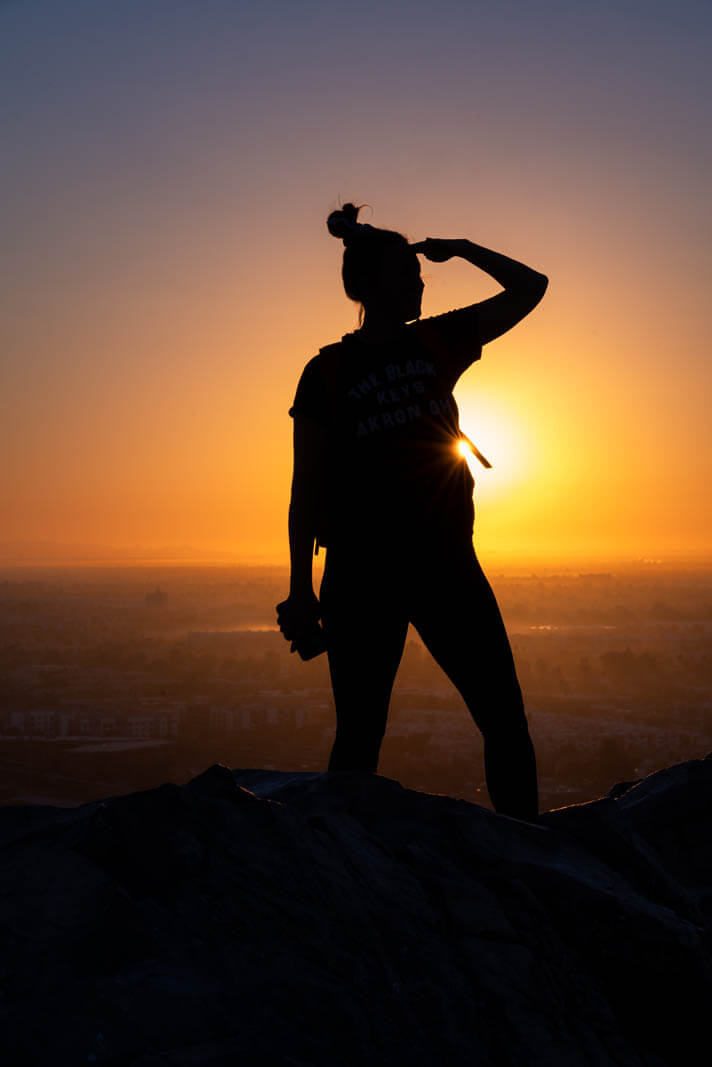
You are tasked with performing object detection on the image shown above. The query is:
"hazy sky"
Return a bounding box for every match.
[2,0,710,563]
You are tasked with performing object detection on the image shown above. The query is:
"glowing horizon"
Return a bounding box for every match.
[2,2,710,568]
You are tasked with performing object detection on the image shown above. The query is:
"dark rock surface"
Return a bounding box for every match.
[1,757,711,1066]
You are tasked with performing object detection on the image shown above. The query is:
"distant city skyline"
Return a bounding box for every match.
[1,539,710,571]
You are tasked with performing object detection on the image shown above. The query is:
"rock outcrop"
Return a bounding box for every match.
[1,757,711,1066]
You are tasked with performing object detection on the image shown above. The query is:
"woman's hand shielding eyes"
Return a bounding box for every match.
[410,238,465,263]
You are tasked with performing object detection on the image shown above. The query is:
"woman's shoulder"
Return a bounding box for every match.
[320,337,348,357]
[297,339,343,379]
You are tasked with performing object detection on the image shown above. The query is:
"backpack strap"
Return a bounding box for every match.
[316,340,344,401]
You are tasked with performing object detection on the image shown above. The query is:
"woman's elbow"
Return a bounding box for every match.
[525,271,548,310]
[531,271,548,296]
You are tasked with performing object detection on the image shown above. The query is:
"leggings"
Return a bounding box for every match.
[319,539,538,820]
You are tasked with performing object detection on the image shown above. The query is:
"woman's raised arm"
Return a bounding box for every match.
[413,237,548,346]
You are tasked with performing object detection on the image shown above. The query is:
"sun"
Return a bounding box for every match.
[455,396,531,492]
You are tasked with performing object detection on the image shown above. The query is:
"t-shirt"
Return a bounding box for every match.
[289,305,483,549]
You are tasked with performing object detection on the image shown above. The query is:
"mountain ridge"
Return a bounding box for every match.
[2,757,710,1065]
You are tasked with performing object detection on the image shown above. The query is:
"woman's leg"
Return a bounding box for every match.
[319,550,409,773]
[409,542,538,819]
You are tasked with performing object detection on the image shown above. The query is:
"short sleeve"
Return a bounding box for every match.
[288,354,327,424]
[414,305,482,387]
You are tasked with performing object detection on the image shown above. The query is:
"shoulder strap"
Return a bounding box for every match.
[316,340,344,399]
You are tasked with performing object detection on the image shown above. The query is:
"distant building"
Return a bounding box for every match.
[128,715,154,739]
[29,709,57,736]
[8,710,26,733]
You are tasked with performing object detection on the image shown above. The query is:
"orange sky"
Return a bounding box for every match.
[2,2,710,565]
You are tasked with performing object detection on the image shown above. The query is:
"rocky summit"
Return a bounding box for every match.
[1,757,711,1066]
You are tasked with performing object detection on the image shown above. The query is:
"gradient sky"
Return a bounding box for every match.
[2,0,710,564]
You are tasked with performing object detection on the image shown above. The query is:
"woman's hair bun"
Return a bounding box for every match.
[340,202,360,224]
[327,202,371,244]
[327,202,408,316]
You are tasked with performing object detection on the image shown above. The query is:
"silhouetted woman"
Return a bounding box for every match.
[278,203,547,819]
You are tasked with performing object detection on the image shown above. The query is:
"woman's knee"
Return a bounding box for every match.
[461,673,529,737]
[476,699,532,743]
